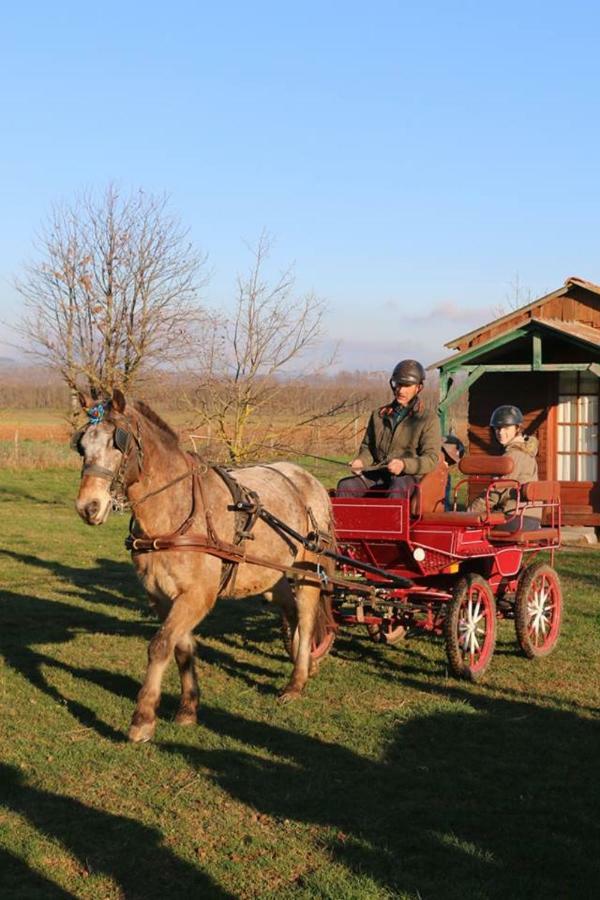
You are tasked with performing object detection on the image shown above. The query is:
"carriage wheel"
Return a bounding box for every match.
[281,595,336,662]
[444,574,496,682]
[514,562,562,658]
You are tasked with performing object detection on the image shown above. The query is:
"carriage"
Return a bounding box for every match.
[74,393,564,740]
[314,452,563,682]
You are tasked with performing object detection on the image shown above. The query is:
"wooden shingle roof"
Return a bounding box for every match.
[444,276,600,352]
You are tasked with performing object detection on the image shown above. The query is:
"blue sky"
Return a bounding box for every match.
[2,0,600,370]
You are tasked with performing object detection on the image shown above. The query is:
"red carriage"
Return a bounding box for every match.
[319,453,563,682]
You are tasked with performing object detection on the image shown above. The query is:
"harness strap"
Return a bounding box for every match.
[83,463,117,481]
[210,465,264,594]
[124,530,408,597]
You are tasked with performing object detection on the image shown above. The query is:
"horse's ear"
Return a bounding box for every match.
[112,388,127,413]
[78,391,92,409]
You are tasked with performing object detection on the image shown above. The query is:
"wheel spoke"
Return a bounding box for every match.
[459,595,486,659]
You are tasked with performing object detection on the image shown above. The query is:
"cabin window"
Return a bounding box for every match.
[557,372,599,481]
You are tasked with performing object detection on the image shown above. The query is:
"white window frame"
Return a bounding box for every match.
[556,372,599,482]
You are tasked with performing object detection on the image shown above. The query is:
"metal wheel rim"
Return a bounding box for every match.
[526,573,558,647]
[458,586,491,670]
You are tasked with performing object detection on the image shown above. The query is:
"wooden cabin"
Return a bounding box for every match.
[432,276,600,527]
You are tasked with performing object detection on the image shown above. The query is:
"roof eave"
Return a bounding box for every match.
[430,315,600,371]
[443,283,571,350]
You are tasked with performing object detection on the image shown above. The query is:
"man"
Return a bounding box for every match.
[468,404,541,531]
[336,359,441,498]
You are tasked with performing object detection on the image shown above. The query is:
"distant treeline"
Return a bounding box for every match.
[0,366,431,411]
[0,365,466,441]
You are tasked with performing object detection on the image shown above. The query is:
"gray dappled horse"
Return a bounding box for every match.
[74,389,335,742]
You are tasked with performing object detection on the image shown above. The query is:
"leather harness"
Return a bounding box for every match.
[75,407,411,598]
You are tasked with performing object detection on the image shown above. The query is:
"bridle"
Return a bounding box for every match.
[72,401,206,513]
[72,402,144,511]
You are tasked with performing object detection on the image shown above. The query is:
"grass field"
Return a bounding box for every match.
[1,469,599,899]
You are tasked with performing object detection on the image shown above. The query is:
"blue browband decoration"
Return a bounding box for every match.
[87,402,106,425]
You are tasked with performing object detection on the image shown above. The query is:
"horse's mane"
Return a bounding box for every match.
[133,400,180,447]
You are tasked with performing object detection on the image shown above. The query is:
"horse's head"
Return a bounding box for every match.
[73,388,142,525]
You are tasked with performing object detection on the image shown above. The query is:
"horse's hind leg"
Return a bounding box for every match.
[129,594,209,743]
[270,577,299,662]
[279,578,320,703]
[174,631,199,726]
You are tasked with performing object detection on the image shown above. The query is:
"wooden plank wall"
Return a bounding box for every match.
[541,285,600,327]
[468,372,600,524]
[468,373,551,476]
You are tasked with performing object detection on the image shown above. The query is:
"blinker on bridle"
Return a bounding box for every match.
[71,401,142,507]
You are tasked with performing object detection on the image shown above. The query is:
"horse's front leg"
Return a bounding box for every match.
[173,631,199,726]
[129,594,209,743]
[279,578,320,703]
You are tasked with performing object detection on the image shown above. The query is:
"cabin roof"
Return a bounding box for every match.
[444,276,600,351]
[429,314,600,371]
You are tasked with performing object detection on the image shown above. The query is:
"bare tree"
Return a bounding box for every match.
[189,232,340,463]
[491,272,534,318]
[16,185,207,414]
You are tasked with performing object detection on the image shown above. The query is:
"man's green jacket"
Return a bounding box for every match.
[356,402,442,477]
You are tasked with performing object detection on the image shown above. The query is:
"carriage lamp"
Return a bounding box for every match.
[413,547,426,562]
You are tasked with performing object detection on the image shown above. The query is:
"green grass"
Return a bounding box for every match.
[1,470,599,898]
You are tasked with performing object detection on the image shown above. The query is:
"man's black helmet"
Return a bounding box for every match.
[390,359,426,389]
[489,405,523,428]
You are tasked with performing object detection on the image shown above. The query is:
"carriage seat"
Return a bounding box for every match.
[489,528,560,543]
[418,510,507,526]
[489,480,561,544]
[417,454,515,525]
[410,454,448,515]
[458,454,514,476]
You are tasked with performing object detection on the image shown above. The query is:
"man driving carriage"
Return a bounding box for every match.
[336,359,441,498]
[468,404,541,531]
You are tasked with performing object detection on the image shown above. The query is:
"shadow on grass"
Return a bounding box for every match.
[0,563,286,739]
[162,699,600,899]
[0,846,74,900]
[0,586,152,741]
[0,763,234,899]
[0,547,147,611]
[0,484,65,505]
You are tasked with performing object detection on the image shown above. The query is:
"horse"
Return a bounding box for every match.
[73,388,336,742]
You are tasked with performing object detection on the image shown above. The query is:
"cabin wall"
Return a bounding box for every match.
[468,373,550,475]
[541,285,600,328]
[468,372,600,525]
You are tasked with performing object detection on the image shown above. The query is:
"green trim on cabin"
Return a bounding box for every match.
[437,361,600,425]
[439,366,485,410]
[438,365,485,435]
[463,363,598,372]
[532,332,542,370]
[440,327,529,371]
[437,318,600,431]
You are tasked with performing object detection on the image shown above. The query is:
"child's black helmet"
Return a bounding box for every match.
[390,359,426,389]
[489,405,523,428]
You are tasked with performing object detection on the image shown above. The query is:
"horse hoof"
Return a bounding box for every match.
[278,688,302,704]
[128,721,156,743]
[174,710,198,727]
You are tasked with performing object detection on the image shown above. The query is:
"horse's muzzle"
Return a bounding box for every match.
[76,497,111,525]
